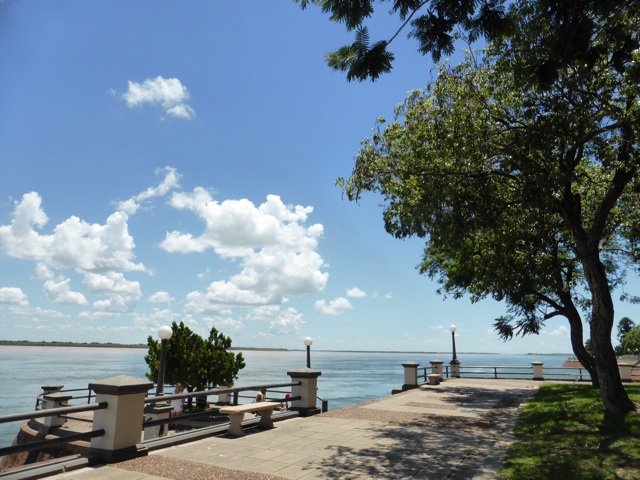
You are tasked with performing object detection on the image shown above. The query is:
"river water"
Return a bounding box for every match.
[0,346,568,449]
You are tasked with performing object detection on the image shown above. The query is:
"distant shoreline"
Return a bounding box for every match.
[0,340,570,356]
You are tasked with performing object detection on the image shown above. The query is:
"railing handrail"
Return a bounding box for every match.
[0,401,107,425]
[144,381,300,405]
[0,428,105,458]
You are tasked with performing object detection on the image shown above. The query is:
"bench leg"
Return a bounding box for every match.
[227,413,245,437]
[257,409,274,429]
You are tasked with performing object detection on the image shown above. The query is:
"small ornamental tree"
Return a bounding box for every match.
[145,321,245,407]
[617,317,636,354]
[623,326,640,356]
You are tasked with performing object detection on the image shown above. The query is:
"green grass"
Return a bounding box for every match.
[500,384,640,480]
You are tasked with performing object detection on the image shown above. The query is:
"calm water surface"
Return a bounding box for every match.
[0,346,567,448]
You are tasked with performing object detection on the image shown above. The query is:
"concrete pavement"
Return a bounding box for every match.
[39,378,542,479]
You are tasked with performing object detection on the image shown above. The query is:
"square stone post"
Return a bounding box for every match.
[430,360,444,378]
[402,362,419,390]
[288,368,321,417]
[87,375,153,462]
[531,361,544,380]
[216,386,231,405]
[143,402,173,440]
[42,392,73,429]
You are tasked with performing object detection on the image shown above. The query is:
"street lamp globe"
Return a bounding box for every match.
[450,325,457,333]
[304,337,313,347]
[158,325,173,341]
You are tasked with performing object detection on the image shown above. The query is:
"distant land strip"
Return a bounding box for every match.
[0,340,569,355]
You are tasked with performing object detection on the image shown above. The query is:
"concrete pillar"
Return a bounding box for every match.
[450,361,460,378]
[288,368,322,417]
[217,386,231,405]
[531,362,544,380]
[402,362,419,390]
[87,375,153,462]
[618,362,633,382]
[40,384,64,410]
[430,360,444,378]
[143,402,173,440]
[42,392,73,429]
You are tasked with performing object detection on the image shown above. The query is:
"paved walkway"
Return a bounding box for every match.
[43,378,541,479]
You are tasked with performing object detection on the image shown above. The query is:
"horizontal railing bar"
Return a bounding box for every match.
[0,429,105,457]
[145,382,300,404]
[0,402,107,424]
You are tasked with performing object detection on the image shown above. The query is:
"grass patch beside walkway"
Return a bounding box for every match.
[501,383,640,479]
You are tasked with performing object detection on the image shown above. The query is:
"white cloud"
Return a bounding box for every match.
[123,76,195,119]
[0,287,28,305]
[84,272,141,313]
[148,291,175,303]
[314,297,353,315]
[185,282,279,314]
[203,316,244,333]
[44,278,88,305]
[116,166,181,215]
[0,192,145,273]
[163,191,328,312]
[132,309,181,330]
[346,287,366,298]
[269,307,304,335]
[548,325,570,337]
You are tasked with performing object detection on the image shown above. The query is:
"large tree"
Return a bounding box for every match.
[337,0,639,415]
[145,321,245,400]
[295,0,636,86]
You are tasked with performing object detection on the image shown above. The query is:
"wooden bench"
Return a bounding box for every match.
[219,402,280,436]
[427,374,441,385]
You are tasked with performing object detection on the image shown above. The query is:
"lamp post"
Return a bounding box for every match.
[304,337,313,368]
[450,325,459,365]
[155,325,173,396]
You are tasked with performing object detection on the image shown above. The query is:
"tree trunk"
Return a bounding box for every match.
[586,260,635,416]
[565,308,599,388]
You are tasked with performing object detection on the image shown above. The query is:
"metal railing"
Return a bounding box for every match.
[416,364,596,383]
[0,402,107,458]
[0,380,313,462]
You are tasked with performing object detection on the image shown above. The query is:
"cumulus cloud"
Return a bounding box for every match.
[117,166,181,215]
[44,278,88,305]
[0,287,28,305]
[346,287,366,298]
[548,325,570,337]
[0,192,144,273]
[123,76,195,119]
[84,272,141,313]
[148,291,175,303]
[314,297,352,315]
[204,316,244,333]
[269,307,304,335]
[162,191,328,315]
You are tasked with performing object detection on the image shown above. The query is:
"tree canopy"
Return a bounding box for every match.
[623,326,640,355]
[617,317,636,354]
[337,1,639,415]
[296,0,638,85]
[145,321,245,393]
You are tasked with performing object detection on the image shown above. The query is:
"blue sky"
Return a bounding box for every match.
[0,1,636,354]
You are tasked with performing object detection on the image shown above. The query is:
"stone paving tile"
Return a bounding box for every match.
[244,459,290,475]
[26,379,541,480]
[271,463,320,479]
